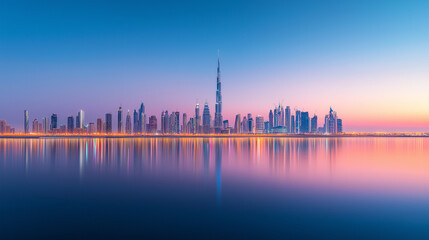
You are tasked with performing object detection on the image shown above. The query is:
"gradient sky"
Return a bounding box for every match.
[1,0,428,132]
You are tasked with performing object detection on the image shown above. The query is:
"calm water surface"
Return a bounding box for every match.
[0,137,428,239]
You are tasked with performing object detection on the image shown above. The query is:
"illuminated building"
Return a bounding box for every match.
[97,118,103,133]
[295,110,301,133]
[105,113,112,133]
[77,110,84,128]
[300,112,309,133]
[255,115,264,133]
[285,106,291,132]
[203,103,211,134]
[24,110,29,133]
[67,116,74,133]
[133,110,138,133]
[126,111,132,134]
[248,117,254,133]
[242,116,248,133]
[182,113,187,133]
[214,53,223,133]
[195,103,200,134]
[174,112,180,134]
[149,115,157,133]
[311,114,317,133]
[138,103,145,133]
[43,118,49,133]
[337,119,343,133]
[234,114,241,134]
[118,107,123,133]
[50,114,57,131]
[268,110,273,131]
[32,119,38,133]
[291,115,295,133]
[280,106,285,126]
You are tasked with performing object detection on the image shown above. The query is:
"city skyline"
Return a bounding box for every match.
[1,1,428,132]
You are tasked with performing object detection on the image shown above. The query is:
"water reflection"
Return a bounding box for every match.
[0,137,428,196]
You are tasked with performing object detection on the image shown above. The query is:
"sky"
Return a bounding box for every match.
[0,0,428,132]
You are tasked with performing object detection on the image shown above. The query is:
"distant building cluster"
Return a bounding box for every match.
[1,55,343,135]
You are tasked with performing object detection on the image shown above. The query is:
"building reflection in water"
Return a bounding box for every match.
[1,137,429,197]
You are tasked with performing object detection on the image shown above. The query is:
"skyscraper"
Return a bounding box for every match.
[337,119,343,133]
[133,110,138,133]
[255,115,264,133]
[203,102,211,134]
[118,107,123,133]
[234,114,241,134]
[97,118,103,133]
[32,119,38,133]
[138,103,145,133]
[214,53,223,133]
[295,110,301,133]
[195,103,200,134]
[300,112,309,133]
[105,113,112,133]
[291,115,295,133]
[50,114,57,131]
[174,112,180,134]
[268,110,273,131]
[280,106,285,126]
[126,111,132,134]
[182,113,187,133]
[43,118,49,133]
[285,106,291,132]
[67,116,74,133]
[77,110,84,128]
[24,110,29,133]
[149,115,157,133]
[311,114,318,133]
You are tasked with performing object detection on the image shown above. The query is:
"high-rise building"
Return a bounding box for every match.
[295,110,301,133]
[242,116,248,133]
[203,103,211,134]
[337,119,343,133]
[248,117,254,133]
[126,111,132,134]
[32,119,39,133]
[285,106,291,132]
[118,107,123,133]
[223,120,229,129]
[24,110,29,133]
[327,107,338,134]
[97,118,103,133]
[149,115,157,133]
[133,110,138,133]
[161,111,166,134]
[311,114,318,133]
[105,113,112,133]
[138,103,145,133]
[195,103,200,134]
[234,114,241,133]
[214,53,223,132]
[255,115,264,133]
[273,108,278,127]
[280,106,285,126]
[43,118,49,133]
[50,114,58,131]
[174,112,180,134]
[182,113,187,133]
[77,110,84,128]
[268,110,273,131]
[67,116,74,133]
[300,112,309,133]
[291,115,295,133]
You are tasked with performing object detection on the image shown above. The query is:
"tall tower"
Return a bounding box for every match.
[214,51,223,132]
[24,110,29,133]
[118,106,123,133]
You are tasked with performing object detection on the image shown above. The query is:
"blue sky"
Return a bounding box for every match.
[1,0,428,131]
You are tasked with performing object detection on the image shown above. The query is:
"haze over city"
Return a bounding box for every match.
[1,0,428,132]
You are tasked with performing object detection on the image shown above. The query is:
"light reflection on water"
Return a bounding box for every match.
[0,137,429,238]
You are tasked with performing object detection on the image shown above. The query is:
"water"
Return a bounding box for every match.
[0,137,428,239]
